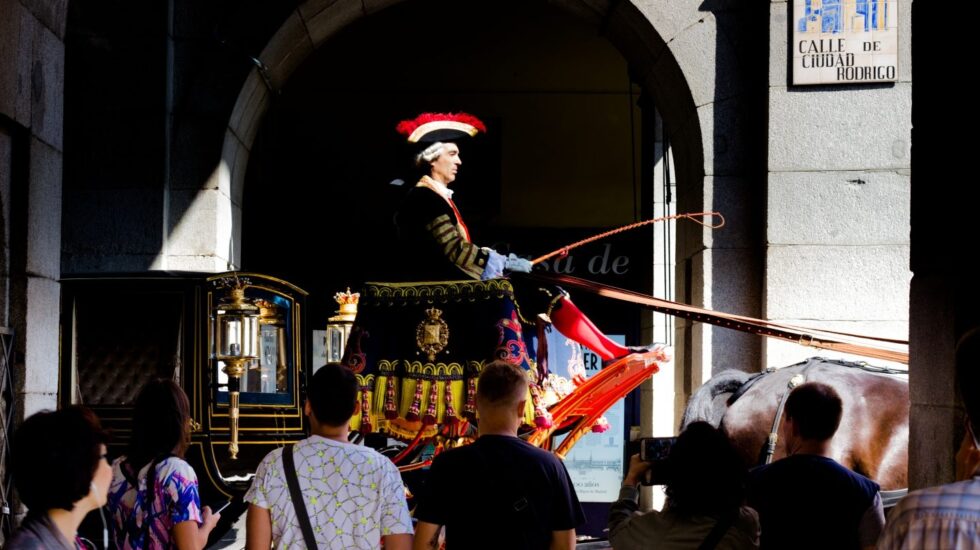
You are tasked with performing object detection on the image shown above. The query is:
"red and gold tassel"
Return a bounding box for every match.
[443,381,458,425]
[463,378,477,421]
[359,388,372,433]
[591,416,610,433]
[530,385,553,429]
[422,383,437,426]
[406,380,423,421]
[383,378,398,420]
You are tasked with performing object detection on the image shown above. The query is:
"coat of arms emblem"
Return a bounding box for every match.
[416,307,449,361]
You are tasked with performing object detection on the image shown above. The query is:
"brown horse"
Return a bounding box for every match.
[681,357,909,493]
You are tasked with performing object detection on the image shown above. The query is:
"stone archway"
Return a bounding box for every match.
[218,0,729,272]
[208,0,761,420]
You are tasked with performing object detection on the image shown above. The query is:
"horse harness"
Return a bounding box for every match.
[737,358,911,506]
[764,370,808,465]
[743,358,907,466]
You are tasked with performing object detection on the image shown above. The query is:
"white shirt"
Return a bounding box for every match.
[244,436,413,549]
[418,175,454,200]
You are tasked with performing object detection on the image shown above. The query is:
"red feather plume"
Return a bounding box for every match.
[396,112,487,136]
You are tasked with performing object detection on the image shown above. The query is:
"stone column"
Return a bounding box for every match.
[0,0,67,420]
[764,1,911,370]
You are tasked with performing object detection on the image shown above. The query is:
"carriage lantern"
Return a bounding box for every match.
[325,288,359,364]
[213,281,260,460]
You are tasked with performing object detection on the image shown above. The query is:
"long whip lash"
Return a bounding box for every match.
[531,212,724,265]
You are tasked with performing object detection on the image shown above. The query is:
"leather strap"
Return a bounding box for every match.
[122,455,171,549]
[526,273,909,364]
[471,439,537,549]
[698,510,738,550]
[764,372,808,465]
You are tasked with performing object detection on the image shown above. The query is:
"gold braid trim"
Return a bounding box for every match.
[381,419,440,441]
[403,361,466,378]
[376,360,399,375]
[355,373,376,388]
[425,214,483,279]
[361,279,517,304]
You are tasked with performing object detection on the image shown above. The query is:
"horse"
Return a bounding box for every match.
[681,357,909,494]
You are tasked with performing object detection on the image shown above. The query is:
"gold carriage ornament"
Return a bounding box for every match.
[326,288,359,364]
[416,307,449,361]
[212,276,260,460]
[254,299,288,392]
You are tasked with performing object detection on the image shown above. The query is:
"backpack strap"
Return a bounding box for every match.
[282,444,318,550]
[471,439,538,548]
[122,454,171,548]
[698,509,738,550]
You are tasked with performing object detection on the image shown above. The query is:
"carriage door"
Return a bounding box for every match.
[205,272,309,483]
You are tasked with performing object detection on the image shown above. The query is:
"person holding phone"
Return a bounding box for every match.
[608,422,759,550]
[107,379,220,549]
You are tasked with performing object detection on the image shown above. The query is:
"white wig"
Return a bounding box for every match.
[414,142,447,168]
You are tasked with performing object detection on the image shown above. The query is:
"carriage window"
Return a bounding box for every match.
[214,288,295,405]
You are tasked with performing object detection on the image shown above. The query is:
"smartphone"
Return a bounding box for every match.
[638,436,677,486]
[639,436,677,462]
[210,499,232,515]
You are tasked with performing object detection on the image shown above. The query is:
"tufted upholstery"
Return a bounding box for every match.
[74,293,184,406]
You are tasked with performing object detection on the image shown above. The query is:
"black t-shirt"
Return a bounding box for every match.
[747,454,880,550]
[414,435,585,549]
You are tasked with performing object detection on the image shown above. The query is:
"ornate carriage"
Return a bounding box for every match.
[58,272,663,528]
[336,278,667,461]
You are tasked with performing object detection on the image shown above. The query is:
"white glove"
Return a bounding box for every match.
[481,249,506,280]
[504,253,533,273]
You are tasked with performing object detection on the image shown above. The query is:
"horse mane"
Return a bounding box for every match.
[680,369,753,430]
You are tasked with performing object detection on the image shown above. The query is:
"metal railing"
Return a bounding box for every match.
[0,326,15,543]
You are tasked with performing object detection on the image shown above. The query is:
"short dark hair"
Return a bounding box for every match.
[476,360,528,407]
[13,406,108,511]
[665,421,747,517]
[784,382,843,441]
[308,364,358,427]
[957,327,980,424]
[128,379,191,467]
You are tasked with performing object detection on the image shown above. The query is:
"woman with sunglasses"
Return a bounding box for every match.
[7,406,112,549]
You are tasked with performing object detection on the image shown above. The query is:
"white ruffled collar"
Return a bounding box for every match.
[418,175,454,200]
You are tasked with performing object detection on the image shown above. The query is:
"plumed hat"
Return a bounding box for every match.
[396,112,487,144]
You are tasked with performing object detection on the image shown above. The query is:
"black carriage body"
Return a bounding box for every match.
[58,272,311,507]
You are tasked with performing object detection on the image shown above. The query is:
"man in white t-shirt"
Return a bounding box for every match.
[245,364,413,549]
